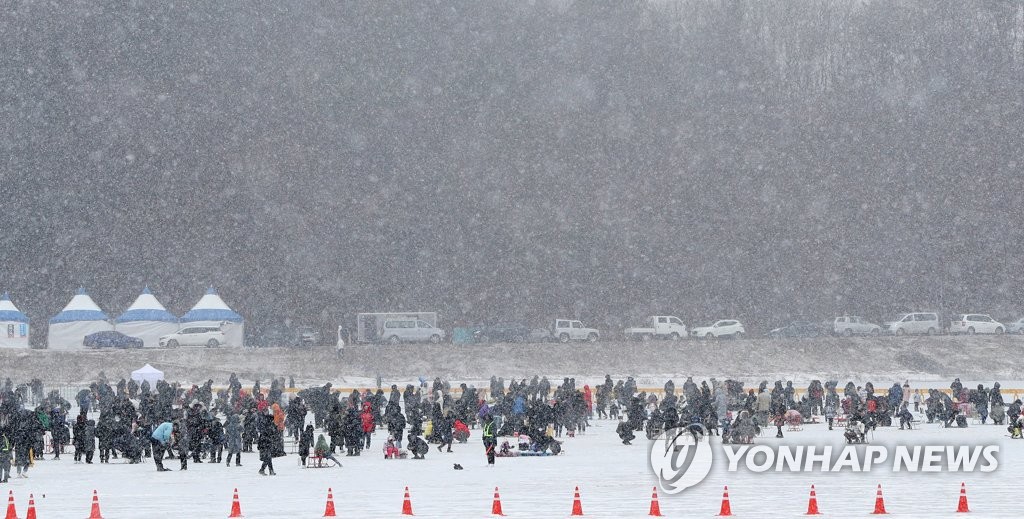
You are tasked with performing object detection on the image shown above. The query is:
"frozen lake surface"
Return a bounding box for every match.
[3,416,1019,518]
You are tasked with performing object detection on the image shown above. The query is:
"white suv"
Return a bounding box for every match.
[380,319,446,344]
[949,314,1005,335]
[884,312,941,336]
[833,316,881,337]
[691,320,745,339]
[159,326,226,348]
[551,319,600,343]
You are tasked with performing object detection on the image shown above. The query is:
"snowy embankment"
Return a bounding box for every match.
[2,335,1023,387]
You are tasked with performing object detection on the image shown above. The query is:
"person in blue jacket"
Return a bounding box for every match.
[151,421,173,472]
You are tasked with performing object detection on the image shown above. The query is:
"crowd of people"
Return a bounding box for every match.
[0,373,1020,482]
[627,377,1024,446]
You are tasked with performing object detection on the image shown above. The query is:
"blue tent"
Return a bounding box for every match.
[0,292,30,348]
[48,288,113,349]
[116,287,178,323]
[179,287,244,346]
[49,288,109,323]
[179,287,243,323]
[0,292,29,323]
[115,287,179,348]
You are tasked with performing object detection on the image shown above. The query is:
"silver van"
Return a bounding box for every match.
[883,312,941,336]
[379,318,446,344]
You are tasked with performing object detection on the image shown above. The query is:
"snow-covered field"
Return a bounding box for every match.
[4,416,1019,518]
[5,334,1024,386]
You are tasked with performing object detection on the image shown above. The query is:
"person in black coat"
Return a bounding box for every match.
[407,433,429,459]
[286,397,307,440]
[343,408,362,456]
[617,418,635,445]
[81,418,97,465]
[897,403,914,430]
[96,413,114,463]
[298,424,314,466]
[13,411,37,475]
[257,412,277,475]
[385,404,407,449]
[186,403,207,463]
[173,420,189,470]
[208,417,225,463]
[50,409,69,460]
[72,414,87,463]
[436,410,454,453]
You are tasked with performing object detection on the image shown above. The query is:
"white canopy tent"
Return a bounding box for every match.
[114,287,179,348]
[130,364,164,386]
[48,288,112,350]
[179,287,244,347]
[0,292,30,348]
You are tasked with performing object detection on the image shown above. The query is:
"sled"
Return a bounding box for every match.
[305,454,328,468]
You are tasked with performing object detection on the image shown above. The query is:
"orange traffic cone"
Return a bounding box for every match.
[872,484,887,515]
[956,482,970,513]
[228,488,242,518]
[718,486,732,516]
[806,484,820,515]
[648,487,662,517]
[323,487,336,517]
[491,487,504,516]
[570,486,584,516]
[24,495,35,519]
[401,486,413,516]
[88,490,104,519]
[4,490,17,519]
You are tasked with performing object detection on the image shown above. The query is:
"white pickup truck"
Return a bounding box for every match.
[548,319,600,343]
[623,316,687,341]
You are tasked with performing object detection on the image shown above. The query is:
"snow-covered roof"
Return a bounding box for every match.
[49,288,109,324]
[179,287,243,323]
[115,287,178,323]
[0,292,29,323]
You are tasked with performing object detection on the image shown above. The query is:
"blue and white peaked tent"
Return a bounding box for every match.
[48,288,112,350]
[0,292,30,348]
[115,287,179,348]
[179,287,244,347]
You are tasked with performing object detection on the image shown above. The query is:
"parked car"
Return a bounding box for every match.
[766,321,825,339]
[948,314,1005,335]
[159,326,227,348]
[83,331,143,349]
[472,323,531,343]
[832,316,881,336]
[623,316,687,341]
[547,319,600,343]
[883,312,942,336]
[295,326,320,347]
[1007,318,1024,335]
[379,318,446,344]
[691,320,745,339]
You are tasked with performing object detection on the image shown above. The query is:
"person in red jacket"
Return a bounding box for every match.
[453,419,470,443]
[360,402,375,449]
[583,385,594,418]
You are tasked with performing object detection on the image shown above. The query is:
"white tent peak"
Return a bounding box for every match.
[125,291,170,312]
[62,290,104,313]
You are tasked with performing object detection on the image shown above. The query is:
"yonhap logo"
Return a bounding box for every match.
[649,426,713,494]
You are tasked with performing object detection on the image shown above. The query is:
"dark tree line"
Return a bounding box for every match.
[1,1,1022,343]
